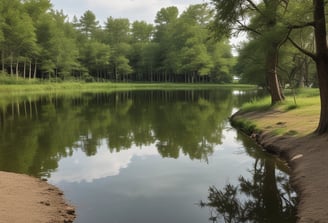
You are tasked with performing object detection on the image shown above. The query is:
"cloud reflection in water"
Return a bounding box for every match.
[50,139,158,183]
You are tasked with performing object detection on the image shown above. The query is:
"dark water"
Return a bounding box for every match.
[0,89,297,223]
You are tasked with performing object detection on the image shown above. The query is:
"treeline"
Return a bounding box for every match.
[0,0,235,83]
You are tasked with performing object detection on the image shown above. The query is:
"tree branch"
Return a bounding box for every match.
[246,0,265,17]
[288,37,317,60]
[287,21,315,29]
[278,28,292,48]
[236,20,262,36]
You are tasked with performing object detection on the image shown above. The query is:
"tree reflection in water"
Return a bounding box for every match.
[0,90,235,177]
[200,134,298,223]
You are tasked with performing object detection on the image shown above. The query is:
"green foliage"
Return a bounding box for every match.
[131,21,153,42]
[78,10,99,38]
[0,1,234,84]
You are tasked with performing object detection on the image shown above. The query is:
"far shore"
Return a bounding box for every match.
[231,107,328,222]
[0,82,256,94]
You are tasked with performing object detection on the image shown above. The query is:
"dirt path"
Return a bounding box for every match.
[233,111,328,223]
[0,171,75,223]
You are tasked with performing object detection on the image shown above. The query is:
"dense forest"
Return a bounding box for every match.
[0,0,320,86]
[0,0,323,87]
[0,0,236,83]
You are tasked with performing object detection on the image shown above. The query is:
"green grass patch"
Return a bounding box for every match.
[0,82,257,96]
[230,117,259,135]
[240,88,320,113]
[240,96,272,113]
[233,87,320,137]
[0,73,41,85]
[285,87,320,98]
[271,128,287,136]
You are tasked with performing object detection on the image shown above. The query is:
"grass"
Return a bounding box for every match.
[0,80,256,95]
[230,117,259,135]
[233,88,320,137]
[0,80,256,109]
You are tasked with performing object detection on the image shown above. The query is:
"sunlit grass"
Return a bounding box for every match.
[0,81,256,95]
[240,96,272,112]
[234,88,320,137]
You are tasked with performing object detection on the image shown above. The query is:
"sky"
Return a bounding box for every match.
[50,0,208,25]
[50,0,246,53]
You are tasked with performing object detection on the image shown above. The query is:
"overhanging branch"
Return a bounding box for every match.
[246,0,266,17]
[288,37,317,60]
[287,21,315,29]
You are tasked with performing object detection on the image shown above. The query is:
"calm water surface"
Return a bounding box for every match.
[0,89,297,222]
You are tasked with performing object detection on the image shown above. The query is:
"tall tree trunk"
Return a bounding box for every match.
[23,59,26,79]
[304,57,310,87]
[33,59,37,78]
[262,0,285,105]
[1,50,4,73]
[265,44,284,105]
[16,59,19,79]
[29,60,32,80]
[313,0,328,134]
[10,54,13,76]
[150,64,153,82]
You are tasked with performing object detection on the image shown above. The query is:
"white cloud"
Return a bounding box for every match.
[51,0,208,24]
[49,139,158,183]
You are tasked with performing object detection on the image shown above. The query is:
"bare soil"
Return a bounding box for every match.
[0,171,75,223]
[234,110,328,223]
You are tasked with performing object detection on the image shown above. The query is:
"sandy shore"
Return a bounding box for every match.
[232,111,328,223]
[0,171,75,223]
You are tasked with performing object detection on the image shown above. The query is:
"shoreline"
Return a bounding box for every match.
[0,171,75,223]
[231,111,328,223]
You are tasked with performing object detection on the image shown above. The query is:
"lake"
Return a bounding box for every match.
[0,88,297,222]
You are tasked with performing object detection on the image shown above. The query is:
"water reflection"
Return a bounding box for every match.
[201,133,297,223]
[51,140,158,183]
[0,90,243,178]
[0,89,296,222]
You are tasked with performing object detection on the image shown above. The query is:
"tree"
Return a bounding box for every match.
[35,10,79,79]
[51,11,79,79]
[153,4,229,83]
[307,0,328,134]
[177,4,214,83]
[22,0,52,79]
[154,6,180,81]
[1,0,37,78]
[131,21,153,42]
[211,0,288,104]
[208,39,235,83]
[286,0,328,134]
[104,17,132,81]
[78,10,99,39]
[235,39,268,87]
[130,21,154,81]
[79,40,111,81]
[105,17,130,45]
